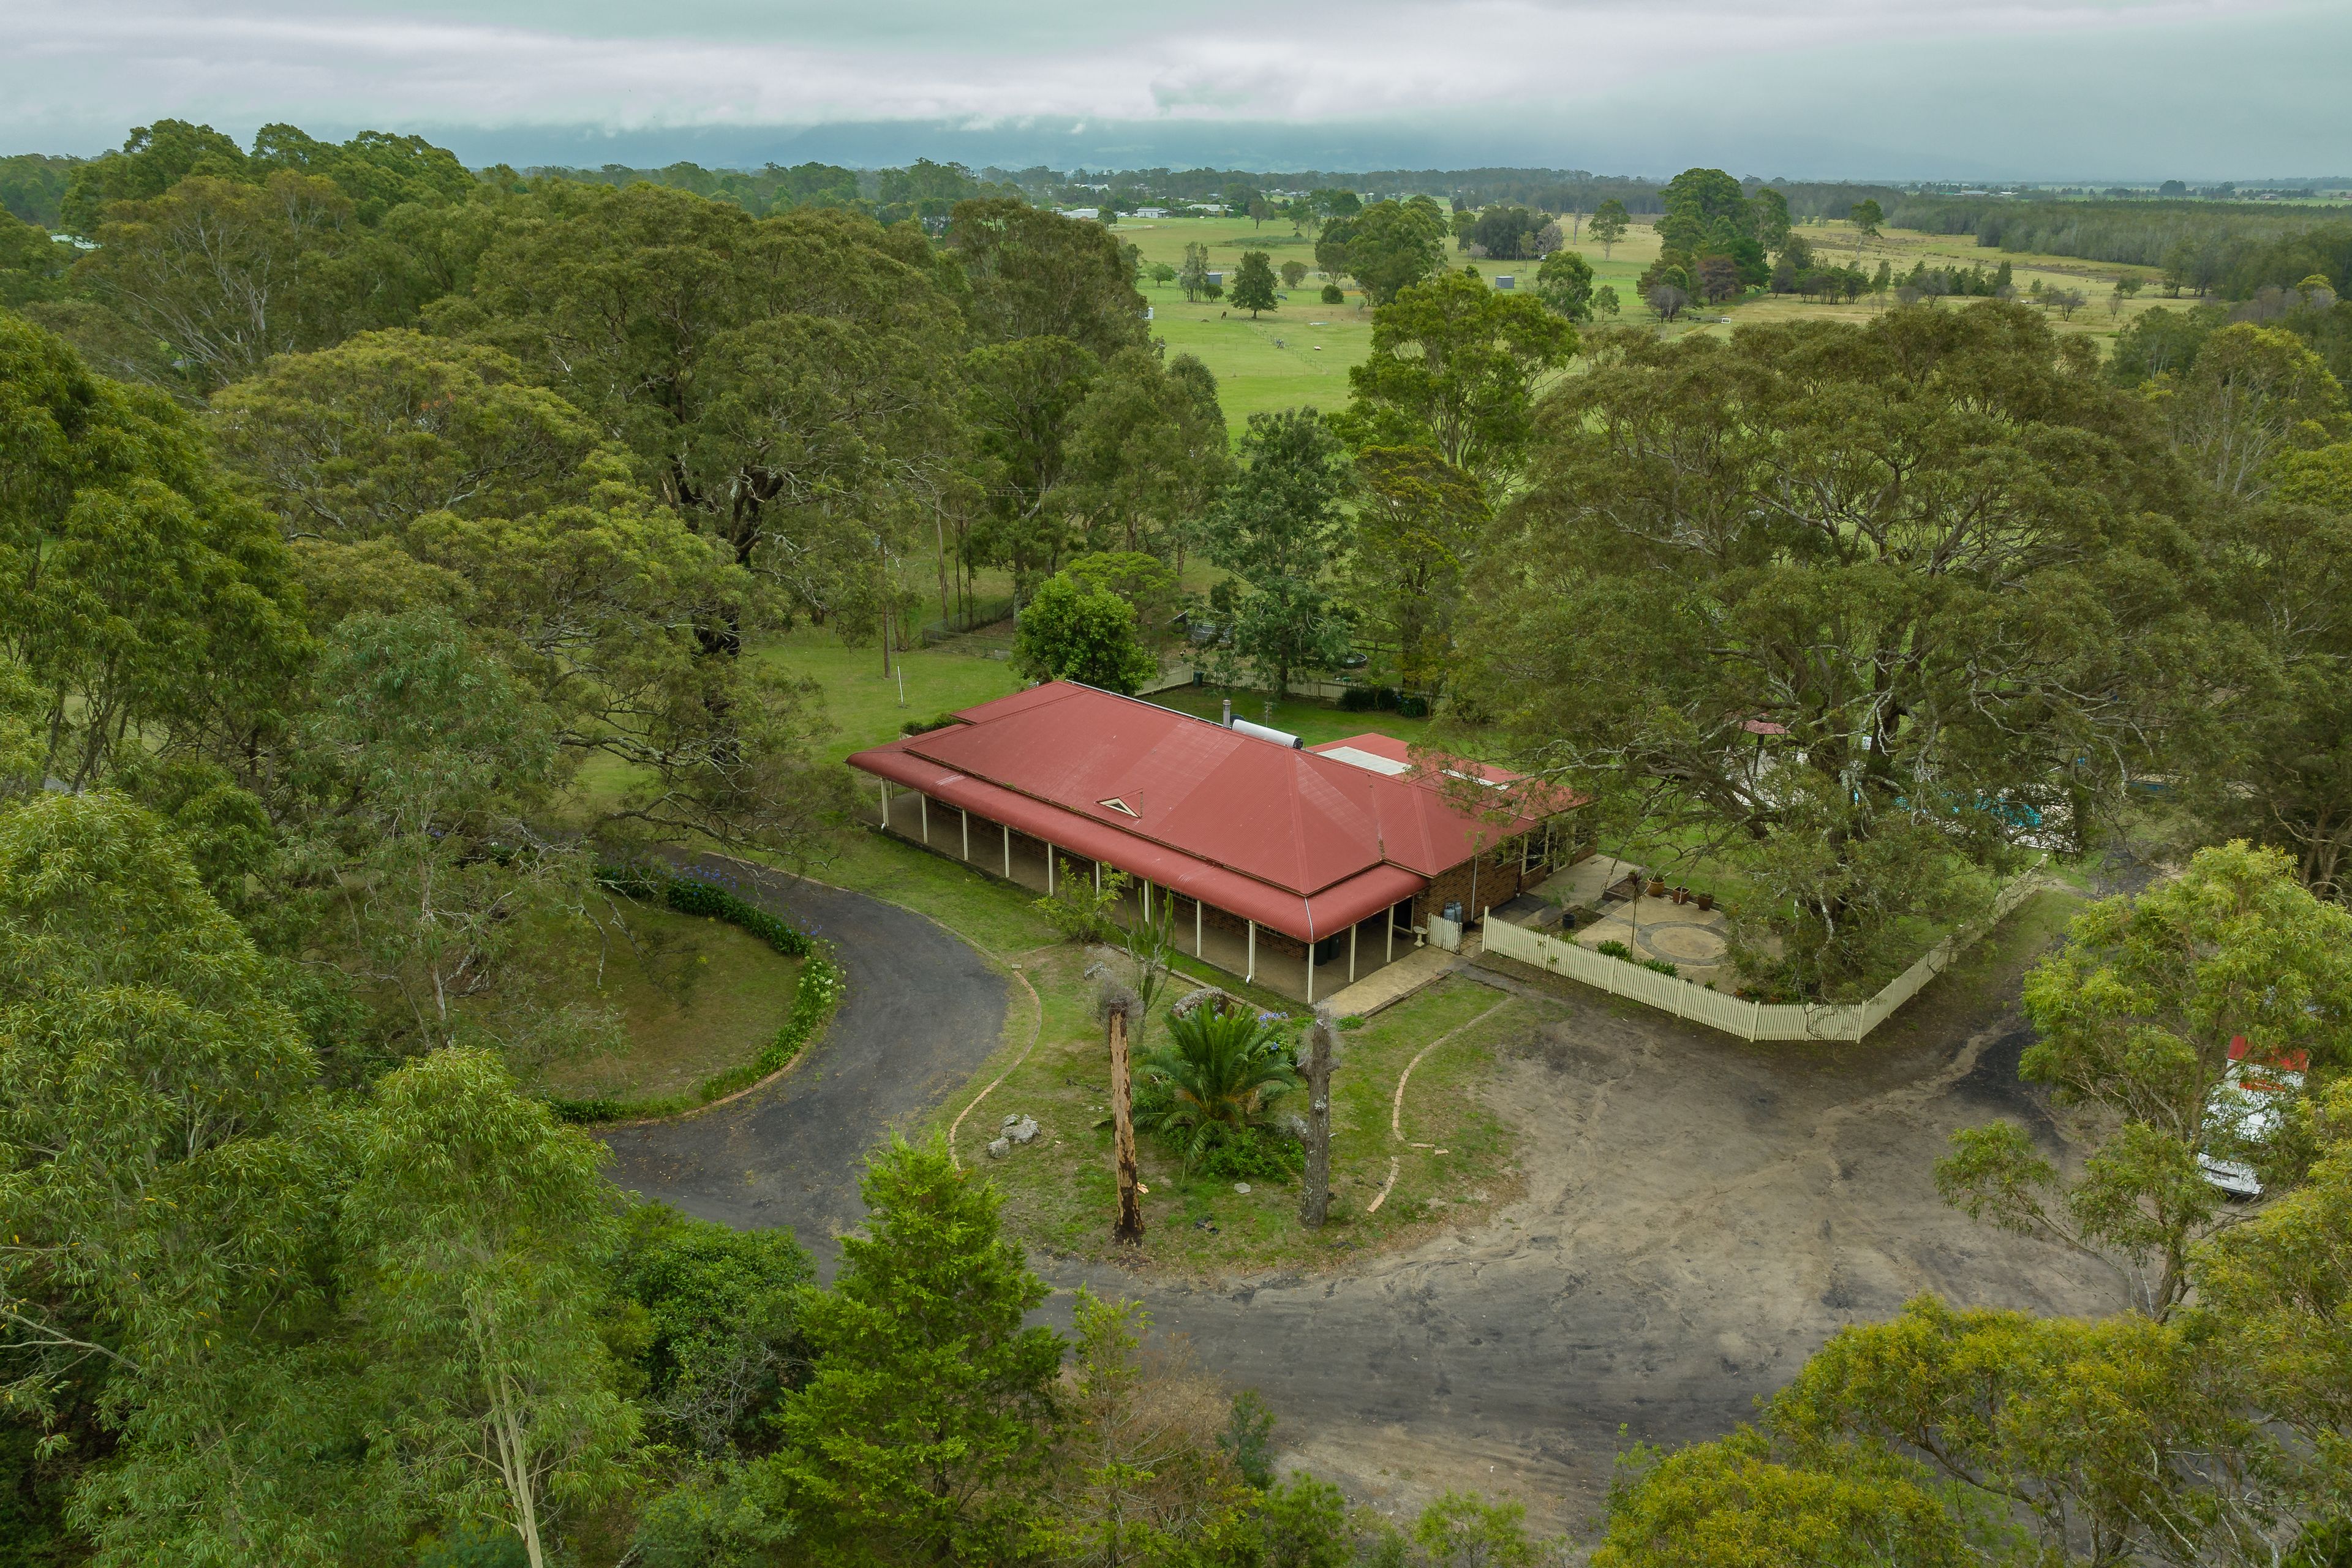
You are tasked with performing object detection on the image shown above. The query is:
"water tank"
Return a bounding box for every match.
[1230,717,1303,748]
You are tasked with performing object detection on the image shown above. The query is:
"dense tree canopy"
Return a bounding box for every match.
[944,197,1148,357]
[444,184,971,628]
[19,106,2352,1568]
[0,313,308,793]
[1461,303,2203,996]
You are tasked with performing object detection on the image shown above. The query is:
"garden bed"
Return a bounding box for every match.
[931,948,1547,1280]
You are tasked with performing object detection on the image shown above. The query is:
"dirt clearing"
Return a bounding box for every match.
[1041,895,2119,1534]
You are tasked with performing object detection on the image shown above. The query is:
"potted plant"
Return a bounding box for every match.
[1646,875,1667,898]
[1694,891,1716,912]
[1672,886,1689,905]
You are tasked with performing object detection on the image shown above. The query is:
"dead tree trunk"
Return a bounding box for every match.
[1109,1006,1145,1245]
[1298,1008,1336,1228]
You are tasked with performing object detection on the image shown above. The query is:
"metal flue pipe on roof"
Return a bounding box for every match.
[1231,717,1303,749]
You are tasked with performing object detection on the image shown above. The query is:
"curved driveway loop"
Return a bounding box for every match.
[597,857,1008,1272]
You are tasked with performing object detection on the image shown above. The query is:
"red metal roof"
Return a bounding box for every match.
[846,683,1574,943]
[2228,1033,2311,1076]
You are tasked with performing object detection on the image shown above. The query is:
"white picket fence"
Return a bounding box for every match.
[1479,865,2048,1043]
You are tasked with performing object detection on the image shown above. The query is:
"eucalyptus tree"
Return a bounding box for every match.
[212,328,850,861]
[1460,302,2206,997]
[447,184,971,625]
[1344,267,1575,489]
[1200,409,1356,703]
[0,314,309,795]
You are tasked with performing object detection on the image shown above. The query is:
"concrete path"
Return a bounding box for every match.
[1319,941,1454,1019]
[596,857,1009,1272]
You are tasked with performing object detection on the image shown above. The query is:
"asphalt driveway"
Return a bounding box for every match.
[597,856,1008,1268]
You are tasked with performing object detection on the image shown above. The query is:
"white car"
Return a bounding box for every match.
[2198,1035,2307,1199]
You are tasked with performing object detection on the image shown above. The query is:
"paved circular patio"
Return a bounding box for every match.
[1635,918,1729,967]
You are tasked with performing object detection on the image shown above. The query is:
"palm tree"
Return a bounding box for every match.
[1132,1005,1302,1174]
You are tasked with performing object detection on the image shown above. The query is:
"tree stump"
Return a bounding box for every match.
[1299,1008,1336,1228]
[1108,1006,1145,1245]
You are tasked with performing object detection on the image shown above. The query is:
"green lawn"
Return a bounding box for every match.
[756,624,1027,767]
[1121,212,2176,427]
[1140,682,1434,748]
[529,899,805,1103]
[952,952,1544,1279]
[1120,215,1608,431]
[1125,216,1375,431]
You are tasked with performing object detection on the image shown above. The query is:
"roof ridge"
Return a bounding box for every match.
[896,729,1374,897]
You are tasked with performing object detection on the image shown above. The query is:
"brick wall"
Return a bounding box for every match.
[1415,835,1532,927]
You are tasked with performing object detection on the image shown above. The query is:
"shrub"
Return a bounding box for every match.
[1596,939,1635,960]
[600,864,816,957]
[900,712,960,736]
[1134,1003,1302,1175]
[1396,693,1430,718]
[1642,958,1681,978]
[1033,857,1132,943]
[1320,283,1345,304]
[1337,685,1404,713]
[1196,1126,1305,1182]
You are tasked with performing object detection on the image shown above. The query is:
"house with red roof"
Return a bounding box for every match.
[846,681,1588,1003]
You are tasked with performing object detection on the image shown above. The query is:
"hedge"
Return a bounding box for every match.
[543,866,845,1125]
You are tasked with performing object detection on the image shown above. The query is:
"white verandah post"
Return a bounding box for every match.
[1306,940,1315,1004]
[961,807,970,860]
[877,778,888,826]
[1195,898,1203,956]
[919,793,929,844]
[1047,846,1055,895]
[1246,920,1256,983]
[1349,923,1357,982]
[1003,823,1011,878]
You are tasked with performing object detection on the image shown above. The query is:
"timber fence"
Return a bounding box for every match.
[1478,864,2049,1043]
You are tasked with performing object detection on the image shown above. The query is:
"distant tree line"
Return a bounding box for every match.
[1893,194,2352,295]
[0,151,77,227]
[525,155,1020,224]
[1008,165,1907,227]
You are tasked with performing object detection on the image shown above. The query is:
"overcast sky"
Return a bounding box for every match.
[6,0,2345,179]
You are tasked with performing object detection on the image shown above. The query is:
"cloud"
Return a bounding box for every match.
[2,0,2337,178]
